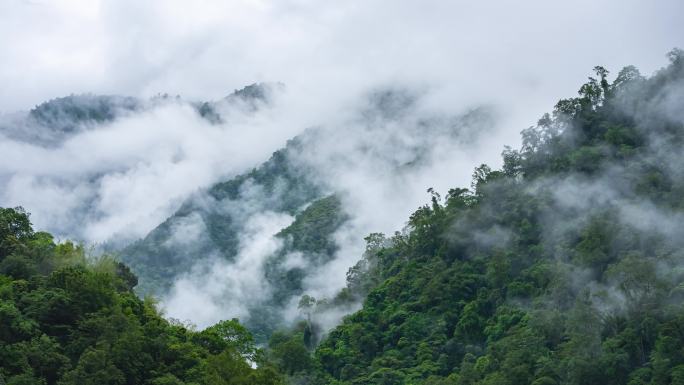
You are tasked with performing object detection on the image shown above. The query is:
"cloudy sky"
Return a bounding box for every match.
[1,0,682,113]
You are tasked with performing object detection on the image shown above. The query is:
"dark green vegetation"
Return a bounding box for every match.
[0,207,283,385]
[196,82,281,124]
[119,140,338,301]
[269,194,348,300]
[269,50,684,384]
[251,195,349,340]
[120,144,322,296]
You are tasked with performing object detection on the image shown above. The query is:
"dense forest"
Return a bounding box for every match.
[0,207,284,384]
[285,49,684,384]
[3,49,684,384]
[120,81,490,338]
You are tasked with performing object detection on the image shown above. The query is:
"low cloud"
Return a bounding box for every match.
[0,88,306,245]
[163,211,294,328]
[157,87,504,332]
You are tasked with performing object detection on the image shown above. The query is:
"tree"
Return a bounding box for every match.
[271,339,312,375]
[0,207,33,260]
[58,348,125,385]
[298,295,316,323]
[199,319,257,360]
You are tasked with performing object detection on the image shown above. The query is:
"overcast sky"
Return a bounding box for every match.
[1,0,682,115]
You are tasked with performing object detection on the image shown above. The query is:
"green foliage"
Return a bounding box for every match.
[0,207,34,260]
[267,325,314,375]
[277,52,684,384]
[263,195,348,311]
[6,50,684,385]
[276,195,346,257]
[0,209,282,385]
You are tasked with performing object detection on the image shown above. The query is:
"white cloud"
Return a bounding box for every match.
[162,211,294,328]
[1,0,683,330]
[0,96,303,244]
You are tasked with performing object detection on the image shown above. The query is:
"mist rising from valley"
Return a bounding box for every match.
[1,0,682,347]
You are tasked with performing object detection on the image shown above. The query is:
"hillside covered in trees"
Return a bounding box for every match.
[0,207,285,384]
[269,50,684,384]
[3,49,684,385]
[119,84,490,337]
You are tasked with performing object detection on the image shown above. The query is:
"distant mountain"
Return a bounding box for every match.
[30,94,140,131]
[117,86,493,339]
[0,83,280,146]
[0,83,286,249]
[0,78,497,342]
[119,138,326,294]
[0,94,140,146]
[118,133,347,339]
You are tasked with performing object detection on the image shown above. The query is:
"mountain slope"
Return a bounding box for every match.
[0,83,289,249]
[0,207,283,385]
[119,137,352,339]
[292,50,684,385]
[0,94,141,146]
[117,86,495,340]
[119,141,325,296]
[3,49,684,385]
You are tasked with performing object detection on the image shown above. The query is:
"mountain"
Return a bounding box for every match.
[118,138,348,342]
[196,83,284,124]
[0,94,141,146]
[0,83,288,248]
[4,46,684,385]
[117,87,494,340]
[0,83,280,147]
[119,141,323,293]
[273,49,684,384]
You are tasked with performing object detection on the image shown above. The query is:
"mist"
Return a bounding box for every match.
[0,89,304,244]
[488,59,684,322]
[160,87,499,329]
[1,0,683,334]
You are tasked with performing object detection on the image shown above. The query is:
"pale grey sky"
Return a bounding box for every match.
[1,0,682,113]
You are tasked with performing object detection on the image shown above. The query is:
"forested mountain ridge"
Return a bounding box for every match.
[117,131,354,339]
[271,50,684,384]
[0,83,277,147]
[119,141,325,296]
[0,83,288,252]
[118,81,496,343]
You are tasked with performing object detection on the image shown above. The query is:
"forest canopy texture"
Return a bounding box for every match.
[2,49,684,385]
